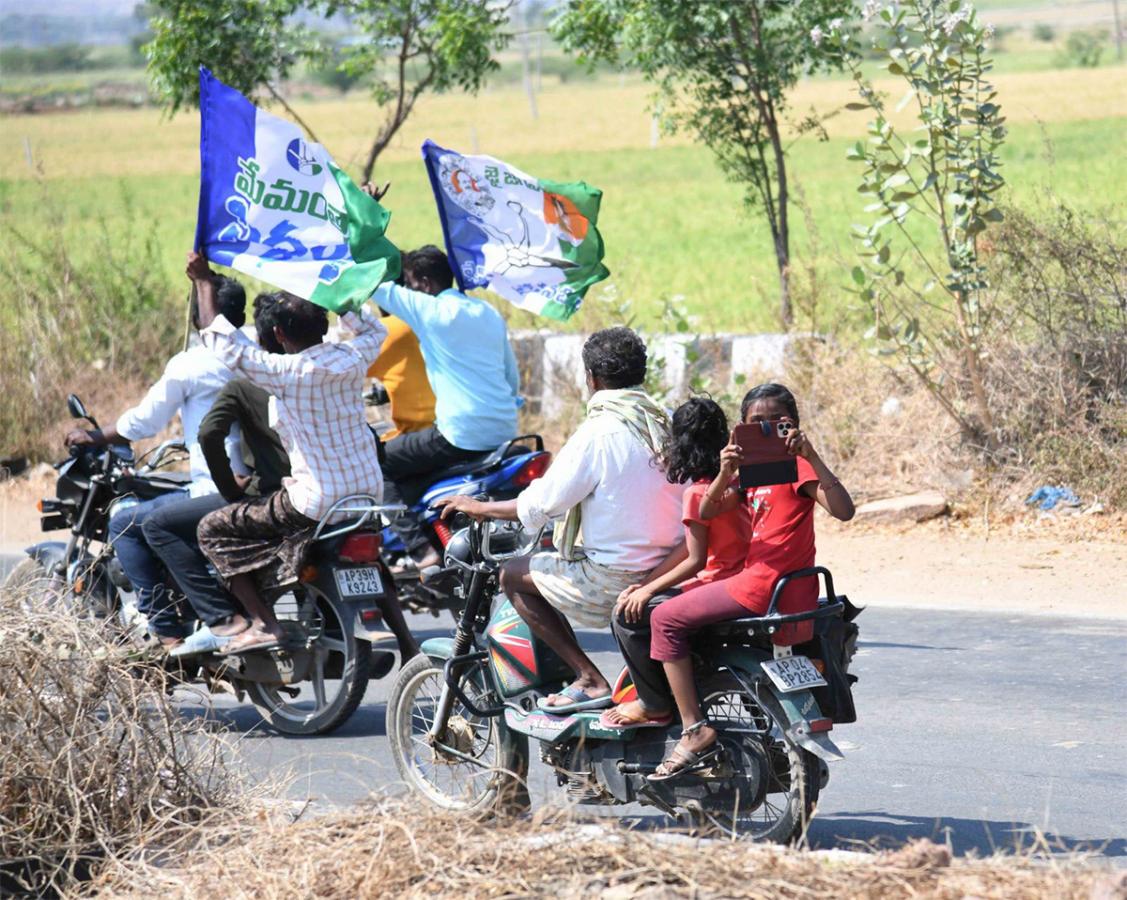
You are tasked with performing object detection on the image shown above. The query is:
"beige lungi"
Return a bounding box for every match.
[528,551,642,629]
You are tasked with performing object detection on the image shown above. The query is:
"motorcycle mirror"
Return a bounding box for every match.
[66,393,94,425]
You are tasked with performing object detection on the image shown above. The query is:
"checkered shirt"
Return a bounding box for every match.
[201,309,387,521]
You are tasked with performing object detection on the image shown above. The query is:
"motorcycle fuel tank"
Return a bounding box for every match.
[485,597,574,698]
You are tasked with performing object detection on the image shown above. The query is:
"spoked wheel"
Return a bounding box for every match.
[245,586,371,735]
[684,673,820,843]
[387,653,528,814]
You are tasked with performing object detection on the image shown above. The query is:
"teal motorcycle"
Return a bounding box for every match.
[387,518,861,842]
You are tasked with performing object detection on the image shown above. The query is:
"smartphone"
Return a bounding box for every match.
[733,420,798,489]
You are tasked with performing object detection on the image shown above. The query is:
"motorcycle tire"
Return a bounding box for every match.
[689,671,821,845]
[387,652,530,815]
[245,586,372,736]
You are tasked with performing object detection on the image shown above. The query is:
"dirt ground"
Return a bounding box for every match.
[3,468,1125,620]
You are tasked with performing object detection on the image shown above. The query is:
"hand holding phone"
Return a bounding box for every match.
[732,419,799,488]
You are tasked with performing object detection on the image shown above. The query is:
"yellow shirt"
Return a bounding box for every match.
[367,315,436,440]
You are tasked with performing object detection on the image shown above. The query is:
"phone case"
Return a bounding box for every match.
[733,422,798,488]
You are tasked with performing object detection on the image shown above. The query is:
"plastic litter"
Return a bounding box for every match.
[1025,485,1080,511]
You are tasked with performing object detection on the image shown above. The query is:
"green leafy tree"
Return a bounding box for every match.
[823,0,1006,446]
[144,0,510,181]
[323,0,511,180]
[554,0,857,329]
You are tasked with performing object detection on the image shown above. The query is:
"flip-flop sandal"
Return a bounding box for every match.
[219,636,284,656]
[536,685,613,715]
[598,705,674,731]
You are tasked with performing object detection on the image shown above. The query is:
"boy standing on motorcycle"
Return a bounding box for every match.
[63,275,250,647]
[187,251,387,655]
[438,327,684,714]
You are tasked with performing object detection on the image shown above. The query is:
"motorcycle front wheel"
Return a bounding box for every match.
[387,653,529,814]
[245,585,371,735]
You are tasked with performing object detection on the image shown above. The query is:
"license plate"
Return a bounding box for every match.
[761,655,827,693]
[334,566,385,598]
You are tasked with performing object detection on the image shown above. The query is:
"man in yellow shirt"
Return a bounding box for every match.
[367,314,436,440]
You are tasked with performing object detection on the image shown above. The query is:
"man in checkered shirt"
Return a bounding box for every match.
[186,251,387,654]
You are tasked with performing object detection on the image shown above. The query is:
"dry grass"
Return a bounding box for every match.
[0,582,237,896]
[94,799,1115,899]
[3,66,1124,182]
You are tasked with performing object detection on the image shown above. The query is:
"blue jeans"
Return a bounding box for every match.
[107,490,190,638]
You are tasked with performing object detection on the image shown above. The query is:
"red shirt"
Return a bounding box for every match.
[728,457,820,642]
[678,479,752,592]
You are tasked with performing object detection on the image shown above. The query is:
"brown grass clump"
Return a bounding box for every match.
[0,582,236,896]
[97,800,1107,899]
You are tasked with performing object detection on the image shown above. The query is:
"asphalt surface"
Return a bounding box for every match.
[3,553,1125,856]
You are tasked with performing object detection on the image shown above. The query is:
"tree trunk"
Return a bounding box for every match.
[766,112,792,330]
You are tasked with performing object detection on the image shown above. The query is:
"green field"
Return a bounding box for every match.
[2,62,1125,334]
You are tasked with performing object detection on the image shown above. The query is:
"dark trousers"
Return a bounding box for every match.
[142,493,238,627]
[381,427,481,554]
[611,595,675,713]
[108,491,190,638]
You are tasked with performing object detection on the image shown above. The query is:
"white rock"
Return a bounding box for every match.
[854,490,949,524]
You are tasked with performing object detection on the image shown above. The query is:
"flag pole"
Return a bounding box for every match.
[184,283,196,352]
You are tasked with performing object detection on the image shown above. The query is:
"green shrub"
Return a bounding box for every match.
[1058,29,1108,67]
[0,186,180,460]
[1032,23,1055,42]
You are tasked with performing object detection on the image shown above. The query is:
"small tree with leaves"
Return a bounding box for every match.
[554,0,857,329]
[821,0,1006,447]
[144,0,510,182]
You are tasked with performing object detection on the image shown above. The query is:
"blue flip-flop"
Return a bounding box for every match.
[537,685,613,715]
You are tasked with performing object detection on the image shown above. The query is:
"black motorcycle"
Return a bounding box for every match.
[6,394,418,735]
[5,394,190,625]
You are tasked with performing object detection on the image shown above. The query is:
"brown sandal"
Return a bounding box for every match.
[647,721,721,782]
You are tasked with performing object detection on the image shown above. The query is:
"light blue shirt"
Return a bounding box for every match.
[371,283,520,451]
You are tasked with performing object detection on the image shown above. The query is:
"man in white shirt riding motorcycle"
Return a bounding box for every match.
[64,276,250,647]
[438,327,684,713]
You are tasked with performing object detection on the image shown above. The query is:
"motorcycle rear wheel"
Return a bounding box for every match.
[685,672,820,844]
[388,653,529,814]
[245,586,371,735]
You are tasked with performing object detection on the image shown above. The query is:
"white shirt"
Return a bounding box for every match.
[115,344,249,498]
[200,309,387,520]
[516,414,685,571]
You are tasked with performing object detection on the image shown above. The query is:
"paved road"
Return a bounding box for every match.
[3,553,1125,856]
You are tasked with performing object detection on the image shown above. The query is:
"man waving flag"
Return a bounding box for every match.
[196,68,399,313]
[421,139,609,321]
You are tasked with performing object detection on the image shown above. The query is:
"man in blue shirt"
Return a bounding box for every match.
[371,245,521,569]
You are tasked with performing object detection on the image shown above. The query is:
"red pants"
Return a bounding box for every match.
[649,579,748,661]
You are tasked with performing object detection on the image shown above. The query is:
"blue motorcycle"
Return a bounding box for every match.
[380,434,551,615]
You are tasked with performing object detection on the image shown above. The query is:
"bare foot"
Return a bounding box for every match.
[224,626,284,653]
[210,615,250,637]
[602,699,671,726]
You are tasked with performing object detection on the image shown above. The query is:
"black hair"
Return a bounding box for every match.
[190,275,246,329]
[274,292,328,347]
[402,245,455,293]
[252,292,284,354]
[740,382,800,425]
[663,396,729,484]
[581,326,647,389]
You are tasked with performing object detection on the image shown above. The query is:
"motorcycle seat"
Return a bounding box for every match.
[429,442,530,480]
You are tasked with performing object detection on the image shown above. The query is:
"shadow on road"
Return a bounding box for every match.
[858,641,961,652]
[808,810,1127,857]
[176,699,388,738]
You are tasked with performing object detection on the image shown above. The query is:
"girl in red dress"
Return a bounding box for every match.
[648,383,855,781]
